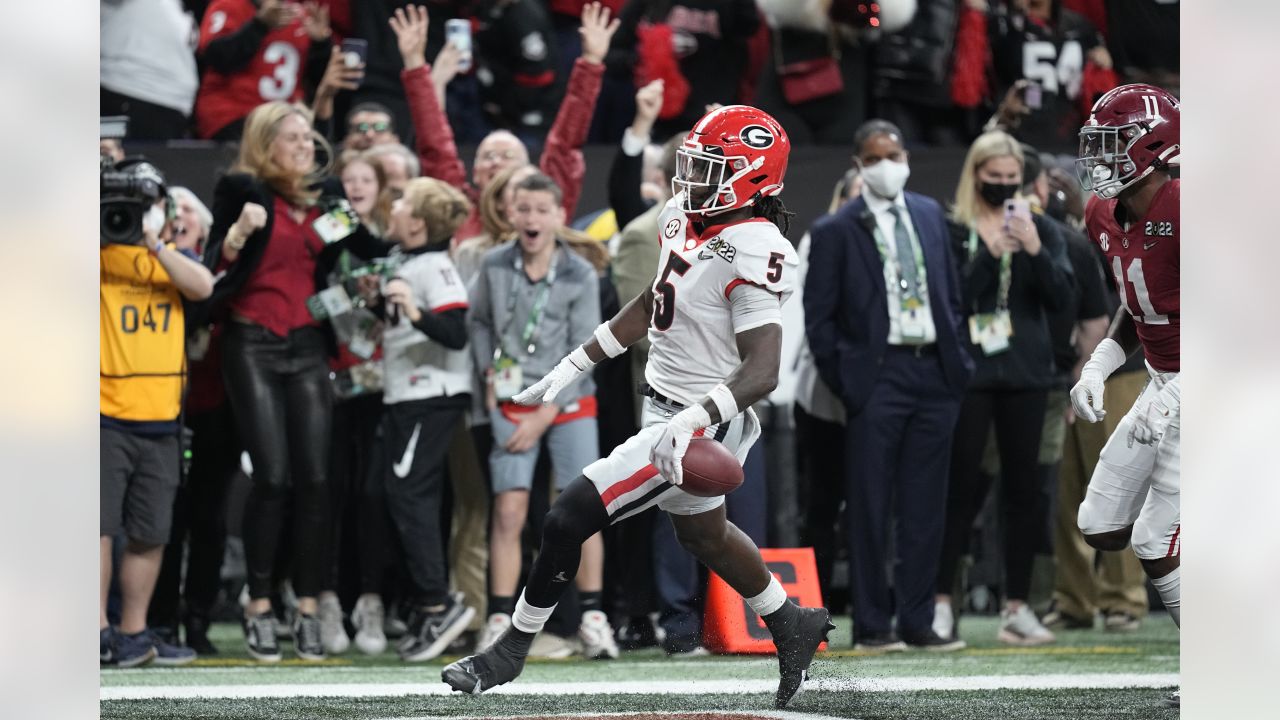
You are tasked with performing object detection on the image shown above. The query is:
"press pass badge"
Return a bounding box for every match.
[969,310,1012,356]
[313,200,358,244]
[900,310,927,342]
[317,285,354,317]
[491,350,524,401]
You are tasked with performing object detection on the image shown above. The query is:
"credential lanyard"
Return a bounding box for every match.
[967,228,1012,312]
[502,251,558,357]
[870,219,926,301]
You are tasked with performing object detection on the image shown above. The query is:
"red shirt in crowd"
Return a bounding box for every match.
[194,0,314,139]
[230,196,324,337]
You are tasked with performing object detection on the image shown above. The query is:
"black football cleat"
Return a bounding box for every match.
[441,632,528,695]
[770,605,835,708]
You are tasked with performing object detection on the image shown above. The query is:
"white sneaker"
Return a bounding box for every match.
[529,632,578,659]
[476,613,512,653]
[932,600,955,641]
[351,595,388,655]
[317,594,350,655]
[578,610,620,660]
[997,604,1056,646]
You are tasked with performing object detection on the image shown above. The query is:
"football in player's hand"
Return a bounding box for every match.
[680,438,744,497]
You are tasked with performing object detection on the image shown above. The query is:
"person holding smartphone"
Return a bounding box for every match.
[933,130,1074,647]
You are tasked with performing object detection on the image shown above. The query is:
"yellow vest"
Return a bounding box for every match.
[100,244,186,422]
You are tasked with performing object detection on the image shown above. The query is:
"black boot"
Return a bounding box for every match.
[764,602,835,709]
[185,614,218,656]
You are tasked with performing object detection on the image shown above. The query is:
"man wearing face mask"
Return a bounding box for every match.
[804,120,973,652]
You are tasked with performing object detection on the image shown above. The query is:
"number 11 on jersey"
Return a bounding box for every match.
[1111,256,1169,325]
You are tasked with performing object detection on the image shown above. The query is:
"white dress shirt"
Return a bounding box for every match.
[863,191,937,345]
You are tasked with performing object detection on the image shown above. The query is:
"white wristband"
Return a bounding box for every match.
[1084,338,1127,379]
[593,322,626,359]
[672,402,711,433]
[706,383,739,422]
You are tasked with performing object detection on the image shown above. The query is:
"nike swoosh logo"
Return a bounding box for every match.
[392,423,422,478]
[698,250,713,260]
[1144,241,1158,250]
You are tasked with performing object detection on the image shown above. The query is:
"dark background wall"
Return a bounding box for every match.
[132,142,973,240]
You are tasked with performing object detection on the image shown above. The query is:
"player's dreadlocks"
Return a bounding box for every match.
[752,194,794,237]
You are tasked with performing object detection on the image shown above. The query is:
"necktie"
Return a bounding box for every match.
[888,205,920,300]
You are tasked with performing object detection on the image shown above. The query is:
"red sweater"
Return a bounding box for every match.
[400,57,604,241]
[229,196,324,337]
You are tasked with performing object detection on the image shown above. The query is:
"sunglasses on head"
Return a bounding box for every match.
[354,121,390,134]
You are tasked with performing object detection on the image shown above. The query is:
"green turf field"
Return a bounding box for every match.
[100,614,1179,720]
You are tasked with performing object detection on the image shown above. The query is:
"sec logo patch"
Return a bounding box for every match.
[1099,232,1109,252]
[664,218,681,238]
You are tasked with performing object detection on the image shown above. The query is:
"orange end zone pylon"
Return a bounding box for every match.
[703,547,827,654]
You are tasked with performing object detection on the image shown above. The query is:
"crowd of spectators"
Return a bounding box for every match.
[101,1,1179,149]
[100,0,1179,665]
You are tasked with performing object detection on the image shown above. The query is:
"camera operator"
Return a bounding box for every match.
[101,159,214,668]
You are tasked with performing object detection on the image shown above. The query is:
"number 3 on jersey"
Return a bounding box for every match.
[653,251,690,331]
[1111,257,1169,325]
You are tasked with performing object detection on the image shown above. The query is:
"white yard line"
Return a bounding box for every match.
[100,673,1179,701]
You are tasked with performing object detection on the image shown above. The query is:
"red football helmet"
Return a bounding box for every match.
[1076,83,1180,199]
[672,105,790,215]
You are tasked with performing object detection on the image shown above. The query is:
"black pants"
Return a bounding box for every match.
[149,403,242,629]
[327,393,389,599]
[222,323,333,600]
[100,86,190,140]
[846,349,962,638]
[378,397,468,607]
[937,388,1049,602]
[794,404,846,605]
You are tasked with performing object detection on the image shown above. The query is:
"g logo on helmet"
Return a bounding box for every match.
[740,125,775,149]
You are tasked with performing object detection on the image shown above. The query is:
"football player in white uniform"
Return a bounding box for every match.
[443,106,833,707]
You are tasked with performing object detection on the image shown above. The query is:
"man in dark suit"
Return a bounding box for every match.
[804,120,973,651]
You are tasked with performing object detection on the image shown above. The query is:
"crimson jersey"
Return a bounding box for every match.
[194,0,313,138]
[1085,178,1180,372]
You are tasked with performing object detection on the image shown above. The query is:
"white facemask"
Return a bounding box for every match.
[143,205,166,235]
[860,159,911,200]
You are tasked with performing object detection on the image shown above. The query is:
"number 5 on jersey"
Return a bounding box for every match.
[653,251,691,331]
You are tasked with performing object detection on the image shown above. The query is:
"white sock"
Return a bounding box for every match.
[745,575,788,617]
[511,591,556,634]
[1151,567,1180,627]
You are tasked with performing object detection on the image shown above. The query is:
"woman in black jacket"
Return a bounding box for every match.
[202,101,386,662]
[934,131,1074,647]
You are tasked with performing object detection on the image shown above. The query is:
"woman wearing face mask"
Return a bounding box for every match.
[203,101,387,663]
[933,130,1073,647]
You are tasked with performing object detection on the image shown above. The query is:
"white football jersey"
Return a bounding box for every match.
[644,195,798,406]
[381,248,472,404]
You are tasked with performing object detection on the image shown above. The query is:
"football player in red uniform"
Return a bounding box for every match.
[1069,85,1180,648]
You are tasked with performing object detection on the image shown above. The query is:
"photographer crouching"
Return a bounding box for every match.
[101,159,214,667]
